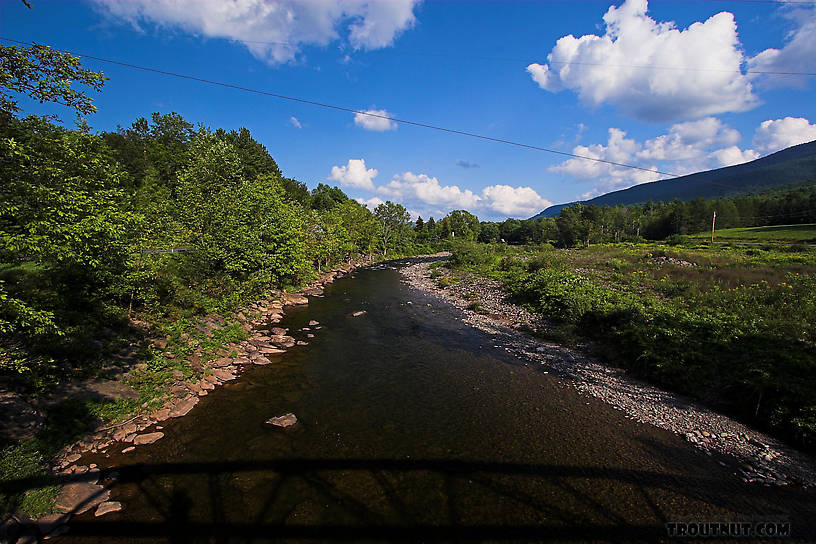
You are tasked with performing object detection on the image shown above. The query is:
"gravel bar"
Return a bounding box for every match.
[399,254,816,490]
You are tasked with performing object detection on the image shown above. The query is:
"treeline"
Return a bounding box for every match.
[471,184,816,248]
[0,108,434,389]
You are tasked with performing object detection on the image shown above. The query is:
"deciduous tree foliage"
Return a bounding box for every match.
[0,43,437,385]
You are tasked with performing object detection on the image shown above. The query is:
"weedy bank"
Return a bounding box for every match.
[447,241,816,451]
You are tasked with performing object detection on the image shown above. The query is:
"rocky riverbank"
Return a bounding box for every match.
[1,256,374,542]
[400,255,816,490]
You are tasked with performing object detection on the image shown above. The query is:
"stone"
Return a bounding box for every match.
[55,482,110,515]
[35,513,71,537]
[266,413,298,428]
[169,396,199,418]
[284,294,308,305]
[269,327,287,336]
[271,335,296,348]
[351,310,367,317]
[132,432,164,445]
[95,501,123,517]
[308,320,319,326]
[211,358,233,368]
[122,446,135,453]
[260,347,286,355]
[211,368,236,382]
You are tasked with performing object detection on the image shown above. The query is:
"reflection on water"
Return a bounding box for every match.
[55,262,815,542]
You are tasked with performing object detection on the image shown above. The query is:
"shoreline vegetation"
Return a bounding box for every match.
[400,252,816,489]
[0,254,403,539]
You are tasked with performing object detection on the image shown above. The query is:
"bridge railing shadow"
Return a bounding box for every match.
[5,454,815,542]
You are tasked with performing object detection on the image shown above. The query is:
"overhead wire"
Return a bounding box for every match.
[0,37,679,178]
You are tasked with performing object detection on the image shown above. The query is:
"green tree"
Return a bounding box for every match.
[374,201,411,256]
[0,116,135,373]
[478,222,500,243]
[0,43,106,118]
[444,210,481,241]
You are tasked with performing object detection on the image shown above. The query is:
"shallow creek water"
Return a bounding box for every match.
[59,263,815,542]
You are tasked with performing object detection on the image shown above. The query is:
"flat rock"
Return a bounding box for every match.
[260,347,286,355]
[308,320,319,326]
[132,432,164,445]
[122,446,135,453]
[271,335,296,348]
[35,512,71,537]
[351,310,367,317]
[211,368,237,382]
[284,294,309,305]
[266,413,298,428]
[252,355,272,366]
[211,357,234,368]
[95,501,123,517]
[169,396,199,418]
[269,327,287,336]
[55,482,110,515]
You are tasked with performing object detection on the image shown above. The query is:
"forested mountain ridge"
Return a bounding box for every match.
[533,139,816,218]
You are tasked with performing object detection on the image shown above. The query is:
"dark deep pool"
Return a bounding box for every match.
[58,261,816,542]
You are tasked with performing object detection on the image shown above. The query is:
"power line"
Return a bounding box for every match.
[0,37,679,178]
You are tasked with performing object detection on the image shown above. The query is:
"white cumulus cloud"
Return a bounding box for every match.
[373,172,551,219]
[552,115,816,198]
[480,185,552,217]
[526,0,757,122]
[752,117,816,154]
[377,172,481,209]
[748,7,816,87]
[328,159,378,191]
[289,116,302,129]
[354,109,397,132]
[92,0,420,65]
[354,196,384,209]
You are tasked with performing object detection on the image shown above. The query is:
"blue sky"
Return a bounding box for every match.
[4,0,816,220]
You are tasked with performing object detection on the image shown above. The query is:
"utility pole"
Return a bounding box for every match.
[711,210,716,243]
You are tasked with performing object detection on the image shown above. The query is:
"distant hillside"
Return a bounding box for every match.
[532,140,816,218]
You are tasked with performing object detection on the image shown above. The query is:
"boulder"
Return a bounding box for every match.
[34,512,70,538]
[211,357,233,369]
[55,482,110,515]
[271,335,296,348]
[211,368,236,382]
[265,413,298,428]
[251,355,271,365]
[169,396,199,418]
[132,432,164,445]
[269,327,287,336]
[95,501,123,517]
[284,294,308,306]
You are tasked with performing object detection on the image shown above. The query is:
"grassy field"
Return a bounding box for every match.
[447,240,816,451]
[689,223,816,243]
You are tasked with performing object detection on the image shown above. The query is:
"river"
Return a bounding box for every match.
[59,261,815,542]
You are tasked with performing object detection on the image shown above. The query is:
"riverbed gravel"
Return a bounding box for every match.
[399,254,816,490]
